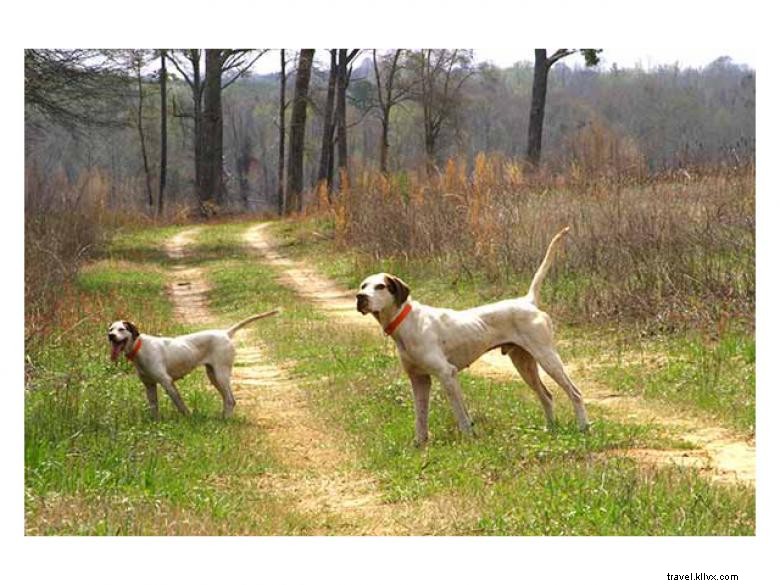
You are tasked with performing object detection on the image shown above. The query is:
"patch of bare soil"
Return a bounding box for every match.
[245,223,755,487]
[164,228,452,534]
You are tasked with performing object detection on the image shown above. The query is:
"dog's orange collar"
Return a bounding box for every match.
[126,338,143,362]
[384,304,412,336]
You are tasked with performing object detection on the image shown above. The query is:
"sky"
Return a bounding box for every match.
[248,48,756,75]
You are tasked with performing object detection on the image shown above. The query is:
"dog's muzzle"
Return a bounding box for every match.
[356,294,369,314]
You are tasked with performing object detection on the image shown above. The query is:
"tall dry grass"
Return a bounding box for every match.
[24,165,189,349]
[334,154,754,330]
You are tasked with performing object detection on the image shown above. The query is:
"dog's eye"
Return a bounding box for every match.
[360,283,367,290]
[375,284,386,290]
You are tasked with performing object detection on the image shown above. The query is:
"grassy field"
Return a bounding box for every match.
[269,216,756,435]
[23,219,755,535]
[24,228,307,535]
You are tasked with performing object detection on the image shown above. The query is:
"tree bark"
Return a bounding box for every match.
[285,49,315,215]
[526,49,550,168]
[277,49,286,215]
[134,57,154,210]
[317,50,337,195]
[336,49,349,189]
[158,49,167,216]
[200,49,224,210]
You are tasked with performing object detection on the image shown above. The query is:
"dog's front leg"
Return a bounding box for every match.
[160,377,191,416]
[409,374,432,446]
[437,366,474,436]
[144,381,160,420]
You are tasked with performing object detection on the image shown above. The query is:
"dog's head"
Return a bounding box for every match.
[107,320,140,362]
[356,273,410,315]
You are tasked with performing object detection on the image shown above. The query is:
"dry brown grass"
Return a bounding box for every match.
[333,154,754,330]
[24,165,195,349]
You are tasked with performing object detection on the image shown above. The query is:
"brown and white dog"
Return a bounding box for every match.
[355,227,588,445]
[107,310,279,418]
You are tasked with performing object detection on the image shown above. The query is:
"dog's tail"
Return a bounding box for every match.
[526,227,570,306]
[225,309,281,338]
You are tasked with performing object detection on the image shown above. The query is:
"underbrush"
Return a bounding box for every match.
[332,158,754,331]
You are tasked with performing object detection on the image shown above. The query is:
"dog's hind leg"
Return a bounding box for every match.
[507,346,555,429]
[532,348,589,431]
[160,377,191,416]
[206,364,236,418]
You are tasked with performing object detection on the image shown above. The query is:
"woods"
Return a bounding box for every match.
[24,49,755,218]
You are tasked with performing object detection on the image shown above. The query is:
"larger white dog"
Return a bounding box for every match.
[355,227,588,445]
[107,310,279,418]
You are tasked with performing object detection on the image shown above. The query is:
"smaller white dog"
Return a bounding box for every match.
[107,310,279,418]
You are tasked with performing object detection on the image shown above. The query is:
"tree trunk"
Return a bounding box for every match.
[134,61,154,210]
[336,49,349,189]
[277,49,286,215]
[200,49,224,211]
[158,49,167,216]
[317,50,337,195]
[190,51,204,199]
[380,110,390,173]
[526,49,549,168]
[285,49,315,215]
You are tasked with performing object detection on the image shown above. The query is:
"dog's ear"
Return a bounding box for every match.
[123,321,140,339]
[384,274,410,305]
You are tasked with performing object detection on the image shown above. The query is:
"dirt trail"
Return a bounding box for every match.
[244,223,755,486]
[163,228,454,534]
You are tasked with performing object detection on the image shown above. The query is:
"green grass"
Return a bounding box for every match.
[268,216,755,435]
[193,221,755,535]
[24,232,304,535]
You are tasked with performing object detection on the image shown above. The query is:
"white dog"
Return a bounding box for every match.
[356,227,588,445]
[108,310,279,418]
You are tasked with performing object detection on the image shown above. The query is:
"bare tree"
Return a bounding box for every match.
[170,49,267,213]
[526,49,601,167]
[127,50,155,209]
[335,49,360,188]
[278,49,288,215]
[158,49,168,216]
[316,50,338,196]
[372,49,413,173]
[285,49,315,214]
[408,49,474,173]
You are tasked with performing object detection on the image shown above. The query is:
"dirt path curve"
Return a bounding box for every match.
[244,223,755,486]
[164,228,455,535]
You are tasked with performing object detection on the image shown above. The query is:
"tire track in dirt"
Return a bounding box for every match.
[244,223,755,486]
[164,228,460,535]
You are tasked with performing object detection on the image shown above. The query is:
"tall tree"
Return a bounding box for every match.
[409,49,474,174]
[316,50,338,195]
[170,49,267,214]
[158,49,168,216]
[372,49,412,173]
[285,49,315,214]
[335,49,360,189]
[526,49,601,167]
[277,49,288,215]
[200,49,223,208]
[127,50,155,209]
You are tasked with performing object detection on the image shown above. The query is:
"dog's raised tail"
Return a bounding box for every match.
[226,309,281,338]
[527,227,570,306]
